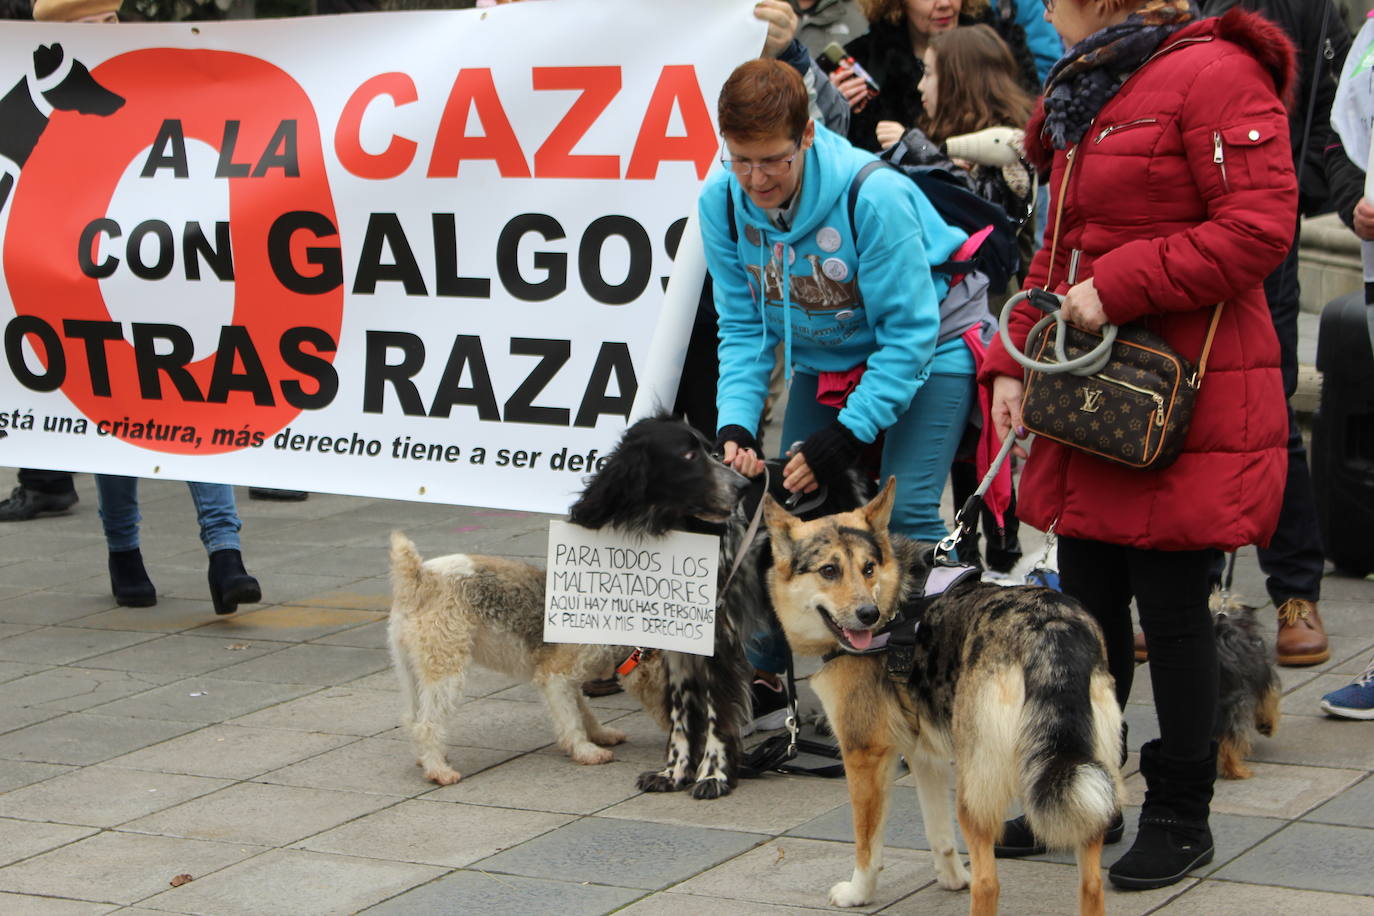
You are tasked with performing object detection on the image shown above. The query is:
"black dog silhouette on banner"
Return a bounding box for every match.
[0,43,124,213]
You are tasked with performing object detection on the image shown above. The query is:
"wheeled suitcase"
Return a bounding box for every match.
[1312,291,1374,576]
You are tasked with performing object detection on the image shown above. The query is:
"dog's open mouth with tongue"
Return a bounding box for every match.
[817,606,888,653]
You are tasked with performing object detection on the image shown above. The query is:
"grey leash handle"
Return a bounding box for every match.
[998,289,1118,376]
[934,288,1117,564]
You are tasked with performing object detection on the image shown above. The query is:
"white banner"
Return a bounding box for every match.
[0,2,763,513]
[1332,13,1374,282]
[544,520,718,656]
[1333,13,1374,172]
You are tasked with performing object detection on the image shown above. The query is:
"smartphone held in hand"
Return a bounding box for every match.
[819,41,880,100]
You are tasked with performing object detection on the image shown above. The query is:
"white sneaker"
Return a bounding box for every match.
[743,676,789,736]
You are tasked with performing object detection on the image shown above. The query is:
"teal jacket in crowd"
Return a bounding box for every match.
[1015,0,1063,84]
[699,124,966,445]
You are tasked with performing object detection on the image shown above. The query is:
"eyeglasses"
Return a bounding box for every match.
[721,143,801,177]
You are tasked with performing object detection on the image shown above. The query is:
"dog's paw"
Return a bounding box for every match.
[571,744,615,765]
[637,769,685,792]
[591,727,627,747]
[689,777,732,800]
[828,880,872,908]
[425,767,462,785]
[1220,761,1253,780]
[935,856,970,891]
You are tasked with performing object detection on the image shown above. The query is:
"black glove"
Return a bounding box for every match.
[796,421,863,486]
[713,425,758,459]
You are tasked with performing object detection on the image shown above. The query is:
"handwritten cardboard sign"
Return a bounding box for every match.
[544,520,719,656]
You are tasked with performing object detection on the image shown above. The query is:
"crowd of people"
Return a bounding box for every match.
[3,0,1373,896]
[698,0,1374,895]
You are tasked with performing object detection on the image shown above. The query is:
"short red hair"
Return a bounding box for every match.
[717,59,809,143]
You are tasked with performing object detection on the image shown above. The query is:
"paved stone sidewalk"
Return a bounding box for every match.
[0,471,1370,915]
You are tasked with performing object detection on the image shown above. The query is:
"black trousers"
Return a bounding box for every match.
[16,469,75,495]
[1252,227,1324,604]
[1059,536,1218,762]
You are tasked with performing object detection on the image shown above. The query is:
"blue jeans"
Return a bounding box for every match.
[747,369,975,672]
[96,475,242,554]
[780,370,975,541]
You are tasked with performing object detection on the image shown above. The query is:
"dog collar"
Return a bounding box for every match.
[615,647,658,676]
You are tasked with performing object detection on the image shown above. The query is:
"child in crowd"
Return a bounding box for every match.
[912,24,1035,269]
[898,24,1035,574]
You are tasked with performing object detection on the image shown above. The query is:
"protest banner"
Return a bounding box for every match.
[544,519,717,656]
[1332,10,1374,284]
[0,0,763,513]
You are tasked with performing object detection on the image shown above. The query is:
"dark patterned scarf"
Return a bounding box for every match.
[1042,0,1198,149]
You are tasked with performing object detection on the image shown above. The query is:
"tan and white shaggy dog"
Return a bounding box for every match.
[387,531,664,785]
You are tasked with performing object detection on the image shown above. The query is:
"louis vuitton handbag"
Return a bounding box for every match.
[1004,289,1223,472]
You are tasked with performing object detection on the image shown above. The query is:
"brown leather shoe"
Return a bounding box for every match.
[1275,598,1329,667]
[1134,630,1148,662]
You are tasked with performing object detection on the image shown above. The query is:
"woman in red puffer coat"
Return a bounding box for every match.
[981,0,1295,891]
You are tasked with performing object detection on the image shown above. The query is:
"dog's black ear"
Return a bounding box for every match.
[567,443,648,530]
[863,477,897,532]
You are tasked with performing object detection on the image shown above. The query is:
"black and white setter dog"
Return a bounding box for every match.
[569,415,867,799]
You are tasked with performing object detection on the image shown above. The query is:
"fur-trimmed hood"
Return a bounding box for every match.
[1025,7,1298,169]
[1205,5,1298,108]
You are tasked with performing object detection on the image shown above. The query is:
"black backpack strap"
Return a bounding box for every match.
[849,158,995,288]
[931,259,978,276]
[844,160,890,308]
[846,160,889,252]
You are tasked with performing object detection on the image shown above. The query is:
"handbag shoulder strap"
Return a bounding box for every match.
[1044,141,1227,386]
[1192,302,1225,387]
[1045,146,1077,290]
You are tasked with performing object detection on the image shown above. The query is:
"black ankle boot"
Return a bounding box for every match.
[207,549,261,615]
[109,549,157,607]
[1109,740,1217,890]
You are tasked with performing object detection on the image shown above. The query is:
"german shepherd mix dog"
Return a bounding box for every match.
[763,480,1123,915]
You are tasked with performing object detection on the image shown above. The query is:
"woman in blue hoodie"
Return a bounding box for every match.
[704,59,977,695]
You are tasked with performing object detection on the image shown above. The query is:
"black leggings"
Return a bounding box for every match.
[1058,536,1218,762]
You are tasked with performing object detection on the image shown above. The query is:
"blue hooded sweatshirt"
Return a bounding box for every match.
[700,123,967,444]
[1014,0,1063,84]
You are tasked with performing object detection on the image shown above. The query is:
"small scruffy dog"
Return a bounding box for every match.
[1212,594,1281,780]
[387,531,665,785]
